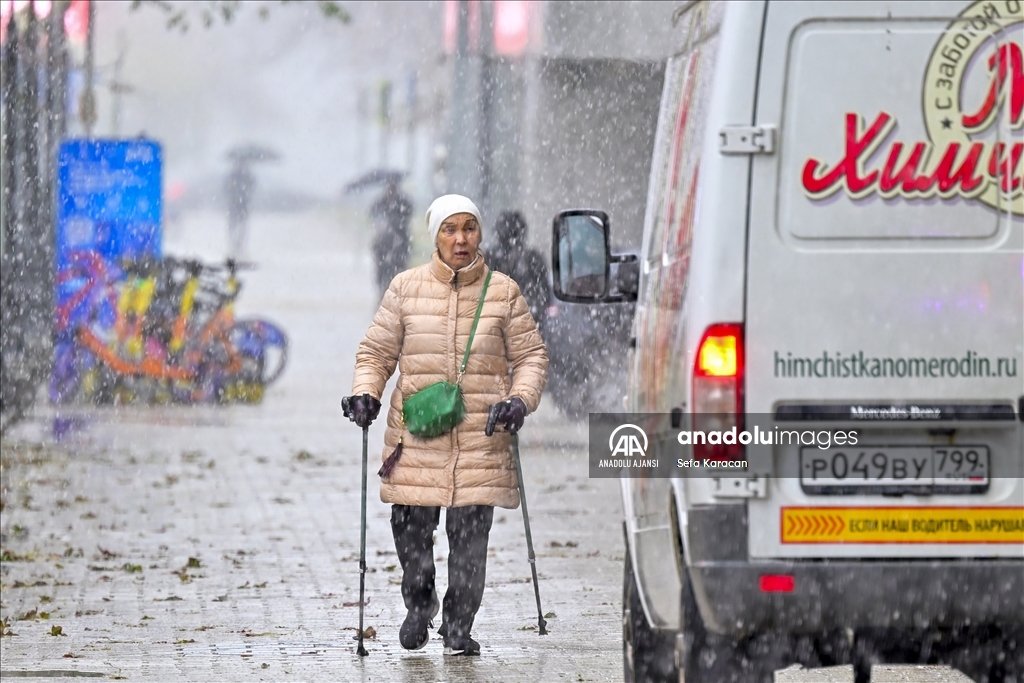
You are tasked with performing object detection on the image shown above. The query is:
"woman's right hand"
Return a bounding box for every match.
[342,394,381,429]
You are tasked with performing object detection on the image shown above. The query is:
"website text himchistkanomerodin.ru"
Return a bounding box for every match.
[774,350,1018,379]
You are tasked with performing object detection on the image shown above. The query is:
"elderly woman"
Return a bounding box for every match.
[343,194,548,656]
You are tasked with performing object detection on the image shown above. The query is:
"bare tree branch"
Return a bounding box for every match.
[129,0,351,33]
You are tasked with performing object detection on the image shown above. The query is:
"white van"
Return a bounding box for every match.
[551,1,1024,680]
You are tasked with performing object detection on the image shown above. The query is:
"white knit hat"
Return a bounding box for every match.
[425,194,482,245]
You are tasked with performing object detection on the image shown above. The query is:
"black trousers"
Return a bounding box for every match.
[391,504,494,641]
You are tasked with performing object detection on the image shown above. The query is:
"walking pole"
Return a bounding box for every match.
[511,433,548,635]
[342,396,370,657]
[486,406,547,635]
[356,423,370,656]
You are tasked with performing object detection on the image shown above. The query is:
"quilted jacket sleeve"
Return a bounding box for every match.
[352,280,404,399]
[504,277,548,412]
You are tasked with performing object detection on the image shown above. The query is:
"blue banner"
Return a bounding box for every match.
[56,138,162,268]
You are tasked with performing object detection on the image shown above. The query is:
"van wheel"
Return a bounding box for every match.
[679,568,796,682]
[624,547,678,682]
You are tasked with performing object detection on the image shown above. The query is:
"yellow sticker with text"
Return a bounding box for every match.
[781,507,1024,544]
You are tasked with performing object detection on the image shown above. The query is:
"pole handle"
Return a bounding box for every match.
[485,402,500,437]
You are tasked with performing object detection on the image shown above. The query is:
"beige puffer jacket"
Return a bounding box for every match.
[352,252,548,509]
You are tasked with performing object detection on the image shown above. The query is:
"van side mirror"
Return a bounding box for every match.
[552,209,637,303]
[612,254,639,299]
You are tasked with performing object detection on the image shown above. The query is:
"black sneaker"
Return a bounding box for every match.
[399,593,439,651]
[443,636,481,656]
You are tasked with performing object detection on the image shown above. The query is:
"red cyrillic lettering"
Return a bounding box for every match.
[916,142,985,194]
[962,42,1023,131]
[802,112,891,196]
[879,142,927,194]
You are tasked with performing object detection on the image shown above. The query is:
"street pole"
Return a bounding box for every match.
[447,0,479,197]
[357,87,367,174]
[405,72,416,182]
[81,0,96,137]
[41,1,69,349]
[1,11,16,256]
[379,80,391,168]
[478,0,494,221]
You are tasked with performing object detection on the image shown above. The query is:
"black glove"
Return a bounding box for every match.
[486,397,528,435]
[342,394,381,429]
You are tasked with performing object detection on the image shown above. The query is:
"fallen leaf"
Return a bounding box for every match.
[341,598,369,607]
[96,546,121,560]
[122,563,143,573]
[50,625,65,636]
[544,611,556,619]
[1,550,37,561]
[187,557,201,568]
[175,638,195,644]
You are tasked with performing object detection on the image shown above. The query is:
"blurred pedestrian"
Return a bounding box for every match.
[487,211,551,325]
[343,194,548,656]
[225,161,255,259]
[370,178,413,300]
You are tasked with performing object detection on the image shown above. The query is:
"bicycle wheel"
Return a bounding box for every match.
[56,251,118,334]
[231,319,288,385]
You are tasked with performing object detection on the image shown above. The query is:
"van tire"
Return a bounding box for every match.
[679,568,792,683]
[623,547,678,682]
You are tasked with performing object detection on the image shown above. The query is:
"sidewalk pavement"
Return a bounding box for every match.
[0,208,626,682]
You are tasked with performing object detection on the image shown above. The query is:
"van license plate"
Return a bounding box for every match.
[799,446,989,494]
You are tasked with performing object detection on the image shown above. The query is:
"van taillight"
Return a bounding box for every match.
[692,324,744,460]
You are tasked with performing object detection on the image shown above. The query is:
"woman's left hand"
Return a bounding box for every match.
[488,397,528,434]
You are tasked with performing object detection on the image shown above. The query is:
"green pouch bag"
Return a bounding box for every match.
[402,380,465,438]
[402,270,491,439]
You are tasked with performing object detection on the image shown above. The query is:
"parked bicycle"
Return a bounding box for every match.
[51,252,288,406]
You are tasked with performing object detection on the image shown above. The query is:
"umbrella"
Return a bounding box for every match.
[227,144,281,164]
[343,169,406,194]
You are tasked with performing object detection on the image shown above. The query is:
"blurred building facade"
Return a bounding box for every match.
[441,0,680,252]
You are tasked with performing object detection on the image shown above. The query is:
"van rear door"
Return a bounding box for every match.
[745,0,1024,559]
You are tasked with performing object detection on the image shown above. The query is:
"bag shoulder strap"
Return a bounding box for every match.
[458,269,492,381]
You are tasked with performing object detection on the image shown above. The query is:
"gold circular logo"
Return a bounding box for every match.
[922,0,1024,215]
